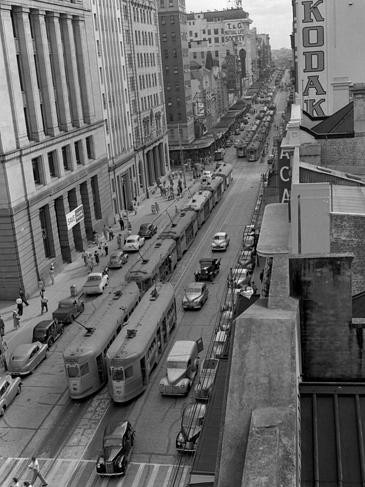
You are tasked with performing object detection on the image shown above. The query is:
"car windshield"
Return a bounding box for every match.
[187,286,202,294]
[104,436,123,448]
[168,360,187,369]
[139,224,148,231]
[66,363,80,378]
[59,302,71,309]
[214,235,224,240]
[34,330,46,338]
[126,238,136,244]
[87,275,101,282]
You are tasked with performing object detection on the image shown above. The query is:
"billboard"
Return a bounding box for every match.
[66,204,84,231]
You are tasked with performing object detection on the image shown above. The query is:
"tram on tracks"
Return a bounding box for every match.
[106,283,176,403]
[213,162,233,189]
[200,176,223,206]
[126,238,178,292]
[159,209,199,259]
[63,282,140,399]
[185,190,213,227]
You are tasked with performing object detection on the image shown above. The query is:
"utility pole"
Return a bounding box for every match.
[178,123,187,188]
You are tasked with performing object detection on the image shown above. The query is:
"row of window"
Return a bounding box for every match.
[189,35,225,44]
[134,29,154,47]
[132,5,153,24]
[132,51,156,69]
[32,136,94,186]
[138,72,158,90]
[189,28,224,36]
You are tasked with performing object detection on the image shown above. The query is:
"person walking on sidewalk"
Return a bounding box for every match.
[108,225,114,241]
[104,241,109,256]
[82,250,88,266]
[40,295,48,315]
[94,250,100,265]
[16,297,23,316]
[49,263,55,285]
[87,255,94,273]
[13,311,20,330]
[19,288,29,306]
[119,216,124,231]
[0,315,4,337]
[27,456,48,486]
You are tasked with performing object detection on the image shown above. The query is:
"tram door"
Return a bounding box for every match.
[140,356,147,385]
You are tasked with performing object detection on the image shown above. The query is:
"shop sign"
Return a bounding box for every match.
[278,155,291,204]
[301,0,327,117]
[66,204,84,230]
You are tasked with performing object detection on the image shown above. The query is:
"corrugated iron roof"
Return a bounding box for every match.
[332,186,365,214]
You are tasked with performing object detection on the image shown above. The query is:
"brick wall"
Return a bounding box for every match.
[331,213,365,295]
[320,137,365,175]
[289,254,363,380]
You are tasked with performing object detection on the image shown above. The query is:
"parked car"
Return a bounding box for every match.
[194,358,219,402]
[202,170,212,179]
[138,223,157,239]
[212,330,228,358]
[8,342,48,376]
[159,339,203,396]
[230,268,251,288]
[108,250,128,269]
[32,319,63,349]
[182,282,209,310]
[0,374,21,416]
[52,295,85,324]
[96,420,135,476]
[123,235,145,252]
[211,232,230,251]
[82,272,109,295]
[176,403,207,453]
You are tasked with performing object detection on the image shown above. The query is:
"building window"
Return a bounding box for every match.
[214,37,219,43]
[74,140,83,165]
[170,15,175,24]
[62,146,71,171]
[86,136,94,159]
[32,156,43,185]
[215,50,219,57]
[48,151,57,177]
[214,28,218,35]
[208,29,211,35]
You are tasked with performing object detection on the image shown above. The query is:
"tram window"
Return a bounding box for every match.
[111,367,124,381]
[66,364,79,378]
[125,366,133,379]
[80,363,89,376]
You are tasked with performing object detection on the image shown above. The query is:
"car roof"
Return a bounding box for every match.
[187,282,204,289]
[34,320,54,330]
[87,272,103,278]
[139,223,151,228]
[12,343,39,354]
[127,234,139,239]
[214,232,226,237]
[110,250,124,256]
[59,297,79,305]
[0,374,13,386]
[104,420,130,438]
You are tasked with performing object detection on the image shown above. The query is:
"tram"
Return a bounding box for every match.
[246,139,263,162]
[107,283,177,403]
[126,238,177,292]
[213,162,233,189]
[63,282,140,399]
[159,209,198,259]
[186,190,212,227]
[200,176,223,206]
[236,143,246,158]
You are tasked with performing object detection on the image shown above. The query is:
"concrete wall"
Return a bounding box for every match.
[218,256,299,487]
[331,213,365,295]
[289,254,364,380]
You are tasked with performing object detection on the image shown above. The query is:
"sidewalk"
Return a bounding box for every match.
[0,169,202,346]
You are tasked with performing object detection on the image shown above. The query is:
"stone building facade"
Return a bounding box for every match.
[0,0,111,299]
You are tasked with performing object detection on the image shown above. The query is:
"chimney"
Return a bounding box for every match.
[351,83,365,136]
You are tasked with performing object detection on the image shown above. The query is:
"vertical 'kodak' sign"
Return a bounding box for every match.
[301,0,327,117]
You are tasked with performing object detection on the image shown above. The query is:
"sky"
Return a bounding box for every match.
[185,0,292,50]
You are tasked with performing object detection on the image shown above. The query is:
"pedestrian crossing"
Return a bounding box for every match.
[0,457,191,487]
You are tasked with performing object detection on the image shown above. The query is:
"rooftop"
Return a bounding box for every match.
[256,204,290,257]
[332,185,365,214]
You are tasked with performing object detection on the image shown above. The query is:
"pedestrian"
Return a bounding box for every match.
[94,250,100,265]
[0,315,4,337]
[104,241,109,256]
[16,296,23,316]
[119,216,124,231]
[40,295,48,315]
[19,288,29,306]
[259,269,264,283]
[12,310,20,330]
[0,348,7,372]
[108,225,114,241]
[22,482,32,487]
[81,250,88,266]
[10,478,20,487]
[117,234,122,249]
[49,263,55,285]
[103,225,109,241]
[87,255,94,273]
[27,456,48,486]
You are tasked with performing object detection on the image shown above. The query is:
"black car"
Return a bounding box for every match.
[52,295,84,324]
[138,223,157,239]
[96,420,135,476]
[32,319,63,349]
[194,258,221,282]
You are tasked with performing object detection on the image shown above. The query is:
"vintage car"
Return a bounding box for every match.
[212,330,228,358]
[82,272,109,295]
[211,232,230,251]
[138,223,157,239]
[194,258,220,282]
[238,249,255,271]
[176,403,207,453]
[32,319,63,349]
[194,358,219,402]
[96,420,135,476]
[229,268,251,288]
[0,374,21,416]
[123,234,145,252]
[8,342,48,376]
[182,282,209,310]
[52,295,84,324]
[159,339,203,396]
[108,250,129,269]
[219,306,234,332]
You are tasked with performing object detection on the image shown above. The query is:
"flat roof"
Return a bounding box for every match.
[332,186,365,215]
[256,203,289,256]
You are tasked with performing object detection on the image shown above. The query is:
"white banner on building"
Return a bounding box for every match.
[66,204,84,230]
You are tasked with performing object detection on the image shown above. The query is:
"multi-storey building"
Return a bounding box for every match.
[257,33,272,79]
[292,0,365,117]
[186,8,253,95]
[121,0,170,194]
[91,0,136,216]
[0,0,111,299]
[158,0,194,148]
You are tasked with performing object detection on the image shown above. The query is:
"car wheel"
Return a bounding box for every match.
[47,337,54,350]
